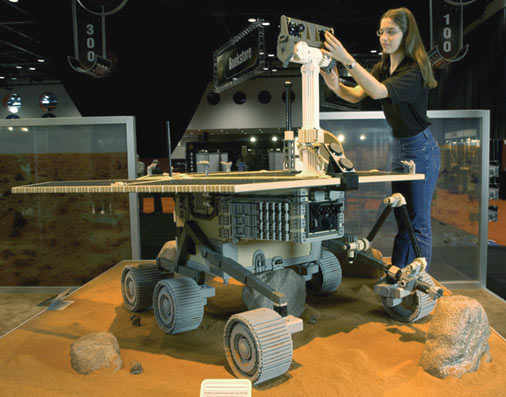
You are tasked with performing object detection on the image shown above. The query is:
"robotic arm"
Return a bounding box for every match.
[277,16,356,180]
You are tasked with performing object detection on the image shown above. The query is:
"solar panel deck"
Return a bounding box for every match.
[11,170,424,194]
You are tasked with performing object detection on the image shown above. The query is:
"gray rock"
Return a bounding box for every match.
[157,240,177,261]
[420,295,491,378]
[70,332,122,375]
[130,314,141,327]
[242,268,306,317]
[130,360,143,375]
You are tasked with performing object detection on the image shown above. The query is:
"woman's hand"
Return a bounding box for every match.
[321,31,354,66]
[320,66,340,92]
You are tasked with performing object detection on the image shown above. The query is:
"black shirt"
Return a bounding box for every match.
[371,57,430,138]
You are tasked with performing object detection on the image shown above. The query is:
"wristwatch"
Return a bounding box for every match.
[346,61,356,70]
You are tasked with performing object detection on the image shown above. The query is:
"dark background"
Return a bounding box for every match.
[1,0,500,158]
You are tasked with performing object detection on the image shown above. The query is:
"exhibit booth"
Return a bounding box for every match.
[0,111,505,397]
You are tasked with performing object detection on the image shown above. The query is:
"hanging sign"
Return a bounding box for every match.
[67,0,126,77]
[428,0,475,69]
[213,21,266,93]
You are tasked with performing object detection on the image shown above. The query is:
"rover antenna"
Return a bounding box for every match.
[166,120,173,177]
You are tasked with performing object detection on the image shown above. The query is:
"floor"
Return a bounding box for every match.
[0,289,63,337]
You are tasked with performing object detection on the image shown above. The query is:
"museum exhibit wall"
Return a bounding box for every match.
[321,110,489,289]
[0,83,81,119]
[0,117,138,287]
[188,76,303,131]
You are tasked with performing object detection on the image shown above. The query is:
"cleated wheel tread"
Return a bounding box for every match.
[307,249,342,296]
[223,307,293,385]
[121,264,162,312]
[153,277,204,334]
[381,271,437,323]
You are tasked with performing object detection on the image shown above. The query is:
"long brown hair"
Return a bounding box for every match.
[379,7,437,88]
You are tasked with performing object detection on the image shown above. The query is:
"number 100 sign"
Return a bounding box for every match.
[430,0,465,59]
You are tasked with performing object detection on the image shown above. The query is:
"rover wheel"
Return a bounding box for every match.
[306,249,342,296]
[153,277,204,334]
[381,271,437,323]
[121,263,162,311]
[223,307,293,385]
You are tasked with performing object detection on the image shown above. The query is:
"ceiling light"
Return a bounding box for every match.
[337,134,345,143]
[8,127,13,131]
[248,18,256,22]
[9,0,19,3]
[37,59,45,63]
[29,67,36,71]
[360,135,366,140]
[370,50,377,53]
[21,128,29,132]
[272,136,278,142]
[0,76,4,79]
[16,66,22,69]
[261,21,270,26]
[263,67,269,71]
[250,137,257,142]
[271,69,277,72]
[267,54,275,57]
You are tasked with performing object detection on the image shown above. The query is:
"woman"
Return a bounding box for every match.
[320,7,440,270]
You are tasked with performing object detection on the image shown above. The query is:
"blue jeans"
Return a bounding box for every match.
[391,128,440,270]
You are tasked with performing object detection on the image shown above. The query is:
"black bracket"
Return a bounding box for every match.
[321,142,359,190]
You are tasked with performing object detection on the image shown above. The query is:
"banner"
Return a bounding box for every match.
[213,22,266,93]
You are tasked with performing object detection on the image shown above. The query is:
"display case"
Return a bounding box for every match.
[320,110,490,288]
[0,116,139,286]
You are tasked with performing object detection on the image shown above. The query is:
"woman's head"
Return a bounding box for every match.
[377,16,405,55]
[378,7,437,88]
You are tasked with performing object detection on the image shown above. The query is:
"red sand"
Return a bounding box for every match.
[0,260,505,396]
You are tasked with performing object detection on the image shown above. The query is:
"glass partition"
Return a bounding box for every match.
[0,117,139,286]
[321,110,489,288]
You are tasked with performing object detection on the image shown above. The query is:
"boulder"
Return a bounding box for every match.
[242,268,306,317]
[420,295,491,378]
[157,240,177,261]
[70,332,122,375]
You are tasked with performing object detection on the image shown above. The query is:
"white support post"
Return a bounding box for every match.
[301,61,321,131]
[291,41,332,174]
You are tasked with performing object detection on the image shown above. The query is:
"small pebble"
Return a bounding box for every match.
[130,361,143,375]
[130,314,141,327]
